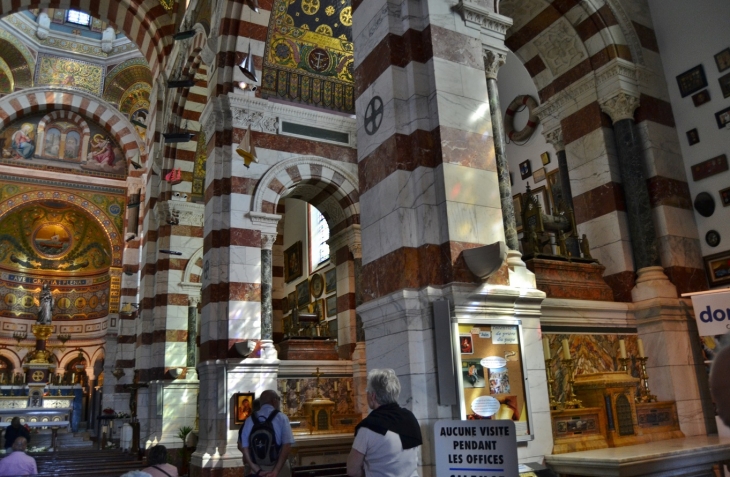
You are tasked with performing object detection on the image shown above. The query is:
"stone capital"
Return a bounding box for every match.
[261,232,277,251]
[155,201,204,227]
[249,211,282,236]
[188,295,201,306]
[483,49,507,80]
[599,91,640,124]
[543,127,565,152]
[328,224,362,261]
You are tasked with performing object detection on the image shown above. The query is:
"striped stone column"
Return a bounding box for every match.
[600,92,660,271]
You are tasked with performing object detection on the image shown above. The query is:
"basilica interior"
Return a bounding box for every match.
[0,0,725,476]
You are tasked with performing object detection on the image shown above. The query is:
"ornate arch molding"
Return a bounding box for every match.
[0,87,146,163]
[250,156,359,233]
[0,349,22,372]
[58,348,91,372]
[0,196,122,267]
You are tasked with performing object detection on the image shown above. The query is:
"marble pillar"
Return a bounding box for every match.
[187,297,199,369]
[485,49,519,251]
[260,233,277,341]
[600,93,659,270]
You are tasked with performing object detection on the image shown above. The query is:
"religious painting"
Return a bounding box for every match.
[716,107,730,129]
[719,72,730,99]
[687,128,700,146]
[324,268,336,294]
[532,167,546,183]
[32,223,72,257]
[296,279,310,308]
[715,48,730,72]
[309,273,324,298]
[676,64,707,97]
[692,89,711,106]
[35,54,104,95]
[287,291,296,313]
[460,335,474,354]
[326,294,337,318]
[546,169,563,215]
[513,194,523,233]
[281,295,289,315]
[233,392,255,425]
[519,160,531,180]
[531,185,551,214]
[261,0,355,113]
[284,241,303,283]
[704,250,730,287]
[0,112,126,178]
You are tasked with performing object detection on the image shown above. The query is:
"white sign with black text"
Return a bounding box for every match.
[434,420,518,477]
[689,291,730,336]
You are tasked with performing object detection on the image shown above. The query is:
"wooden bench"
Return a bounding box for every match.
[293,462,348,477]
[0,448,145,476]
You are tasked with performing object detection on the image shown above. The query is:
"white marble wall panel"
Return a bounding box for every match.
[577,211,634,275]
[563,0,596,25]
[638,50,671,102]
[584,25,627,58]
[360,168,438,229]
[432,90,490,135]
[652,206,699,240]
[565,127,620,196]
[636,120,686,181]
[352,1,393,68]
[502,0,547,33]
[228,302,263,340]
[657,235,704,270]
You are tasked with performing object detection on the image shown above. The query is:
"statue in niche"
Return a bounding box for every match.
[37,283,53,325]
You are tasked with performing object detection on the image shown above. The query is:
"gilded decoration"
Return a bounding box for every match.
[0,58,14,93]
[35,54,104,95]
[193,0,212,33]
[0,30,35,88]
[261,0,354,113]
[0,112,126,178]
[192,131,207,202]
[159,0,174,12]
[0,176,126,268]
[104,59,153,107]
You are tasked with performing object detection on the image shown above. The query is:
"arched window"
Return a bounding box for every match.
[309,205,329,267]
[66,10,91,27]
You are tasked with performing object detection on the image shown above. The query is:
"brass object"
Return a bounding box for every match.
[561,358,583,409]
[544,357,561,410]
[636,357,657,403]
[618,357,630,374]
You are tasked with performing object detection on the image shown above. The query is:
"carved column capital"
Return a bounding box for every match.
[599,91,640,124]
[543,127,565,152]
[188,295,200,307]
[328,224,361,263]
[261,232,277,250]
[483,49,507,80]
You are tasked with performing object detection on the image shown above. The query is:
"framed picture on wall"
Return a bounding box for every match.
[715,107,730,129]
[533,167,546,183]
[284,241,303,283]
[309,273,324,298]
[287,291,296,312]
[531,185,551,214]
[719,186,730,207]
[296,279,310,307]
[326,294,337,317]
[540,151,550,166]
[687,128,700,146]
[324,268,337,294]
[281,295,289,315]
[676,64,707,97]
[719,72,730,99]
[692,89,711,106]
[233,392,255,425]
[519,160,531,180]
[715,48,730,72]
[704,250,730,287]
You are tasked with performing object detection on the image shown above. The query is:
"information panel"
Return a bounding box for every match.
[455,322,531,438]
[434,420,518,477]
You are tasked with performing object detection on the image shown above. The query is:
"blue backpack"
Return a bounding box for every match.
[248,410,281,466]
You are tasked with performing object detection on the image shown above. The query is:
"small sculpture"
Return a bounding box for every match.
[580,234,593,260]
[37,283,53,325]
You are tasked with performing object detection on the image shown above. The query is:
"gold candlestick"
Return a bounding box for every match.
[636,357,657,403]
[561,358,583,409]
[618,357,630,374]
[544,357,560,410]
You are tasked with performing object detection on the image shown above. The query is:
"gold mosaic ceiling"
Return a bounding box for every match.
[103,58,153,112]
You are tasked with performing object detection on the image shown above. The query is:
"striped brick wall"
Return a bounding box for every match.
[505,0,705,299]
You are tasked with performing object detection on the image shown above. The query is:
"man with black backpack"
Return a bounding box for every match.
[239,389,295,477]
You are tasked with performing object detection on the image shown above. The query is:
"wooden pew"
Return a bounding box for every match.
[0,449,146,477]
[293,462,348,477]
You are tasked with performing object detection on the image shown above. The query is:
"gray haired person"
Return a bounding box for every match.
[347,369,422,477]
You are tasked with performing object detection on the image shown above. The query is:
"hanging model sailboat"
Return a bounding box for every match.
[236,125,258,168]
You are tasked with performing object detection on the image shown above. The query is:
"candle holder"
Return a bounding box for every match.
[544,357,561,410]
[636,357,657,403]
[618,357,630,374]
[561,358,583,409]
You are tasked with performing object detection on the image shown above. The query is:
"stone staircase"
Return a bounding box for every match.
[28,429,94,451]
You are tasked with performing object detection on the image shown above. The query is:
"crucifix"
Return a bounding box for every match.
[312,367,323,398]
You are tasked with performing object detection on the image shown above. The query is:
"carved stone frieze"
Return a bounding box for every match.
[599,92,640,123]
[456,0,513,36]
[483,49,507,80]
[328,224,362,261]
[533,18,587,77]
[231,108,279,134]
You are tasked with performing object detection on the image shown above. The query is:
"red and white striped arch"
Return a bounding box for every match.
[0,88,146,163]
